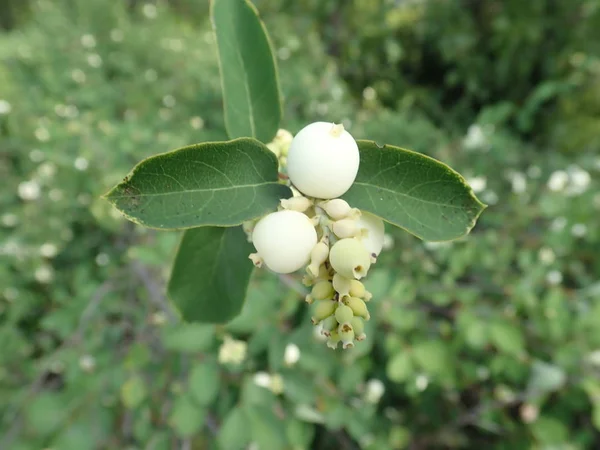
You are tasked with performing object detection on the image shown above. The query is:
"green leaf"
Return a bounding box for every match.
[211,0,282,142]
[168,226,255,323]
[387,352,414,383]
[244,404,288,450]
[105,138,291,229]
[341,140,486,241]
[162,323,215,352]
[189,360,221,406]
[218,407,250,450]
[489,321,525,357]
[169,396,206,438]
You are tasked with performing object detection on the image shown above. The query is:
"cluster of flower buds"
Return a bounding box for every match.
[246,122,385,349]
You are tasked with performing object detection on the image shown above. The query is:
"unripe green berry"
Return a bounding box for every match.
[304,294,314,304]
[350,316,364,336]
[338,321,353,333]
[335,304,354,324]
[332,273,351,297]
[332,219,360,239]
[349,279,366,298]
[339,329,355,349]
[345,296,370,320]
[312,280,334,300]
[307,241,329,277]
[327,330,341,349]
[364,290,373,302]
[329,238,371,279]
[311,300,336,324]
[320,316,338,337]
[252,210,317,274]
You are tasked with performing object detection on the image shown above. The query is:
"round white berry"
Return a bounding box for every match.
[329,238,371,279]
[356,212,385,256]
[286,122,359,199]
[252,210,317,274]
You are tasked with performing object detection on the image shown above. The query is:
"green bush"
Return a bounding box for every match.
[1,0,599,449]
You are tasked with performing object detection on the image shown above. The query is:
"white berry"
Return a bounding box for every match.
[252,210,317,274]
[356,212,385,256]
[286,122,359,199]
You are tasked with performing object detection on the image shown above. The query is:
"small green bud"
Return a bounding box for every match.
[364,290,373,302]
[339,329,355,349]
[319,199,352,220]
[312,280,334,300]
[335,304,354,324]
[345,296,370,320]
[307,241,329,277]
[327,330,341,349]
[332,273,351,297]
[338,321,353,333]
[311,300,336,324]
[320,316,338,337]
[349,279,366,298]
[329,238,371,279]
[350,316,364,336]
[305,294,314,304]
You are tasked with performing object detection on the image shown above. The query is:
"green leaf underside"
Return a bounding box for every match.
[342,140,486,241]
[105,138,291,229]
[211,0,282,143]
[167,226,254,323]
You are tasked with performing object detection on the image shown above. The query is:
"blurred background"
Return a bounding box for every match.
[1,0,599,448]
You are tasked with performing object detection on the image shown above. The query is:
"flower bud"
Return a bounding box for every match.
[307,241,329,276]
[326,330,341,349]
[311,300,336,324]
[332,219,360,239]
[345,296,370,320]
[364,290,373,302]
[332,273,351,297]
[320,316,338,337]
[335,304,354,324]
[304,294,314,304]
[312,280,334,300]
[339,329,355,349]
[329,238,371,279]
[319,199,352,220]
[280,196,312,213]
[287,122,360,199]
[252,210,317,274]
[248,253,263,268]
[350,317,365,340]
[349,279,366,298]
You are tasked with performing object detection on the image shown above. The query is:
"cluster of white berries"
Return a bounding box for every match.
[246,122,385,350]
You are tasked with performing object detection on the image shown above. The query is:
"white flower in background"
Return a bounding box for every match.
[463,124,488,150]
[162,95,176,108]
[510,172,527,194]
[1,213,19,227]
[38,161,56,178]
[364,379,385,404]
[142,3,157,19]
[110,29,124,42]
[35,266,54,284]
[253,371,272,389]
[550,216,567,232]
[218,336,247,366]
[144,69,158,82]
[0,99,12,115]
[71,69,86,84]
[565,165,591,196]
[571,223,587,238]
[284,343,301,366]
[415,374,429,391]
[481,190,498,205]
[4,287,19,302]
[79,354,96,372]
[87,54,102,68]
[18,180,41,201]
[586,350,600,367]
[95,253,110,266]
[29,149,45,162]
[547,170,568,192]
[269,374,284,394]
[40,243,58,258]
[190,116,205,129]
[520,403,539,424]
[466,176,487,193]
[363,86,377,101]
[538,247,556,265]
[49,188,64,202]
[546,270,563,285]
[80,34,96,48]
[74,157,89,171]
[34,127,50,142]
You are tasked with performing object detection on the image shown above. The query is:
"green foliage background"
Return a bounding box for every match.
[1,0,599,448]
